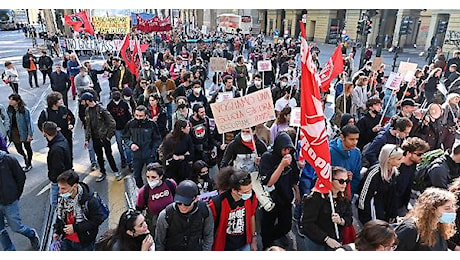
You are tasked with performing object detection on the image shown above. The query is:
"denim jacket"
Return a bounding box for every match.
[7,106,33,142]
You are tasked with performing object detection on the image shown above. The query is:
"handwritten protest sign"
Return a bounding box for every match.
[385,72,404,90]
[210,57,227,72]
[210,88,276,133]
[92,16,130,34]
[371,57,383,71]
[290,107,301,127]
[216,91,233,103]
[257,60,272,72]
[398,62,418,82]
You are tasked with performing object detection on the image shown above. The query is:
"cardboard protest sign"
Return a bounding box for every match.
[398,62,418,82]
[385,72,403,90]
[257,60,272,72]
[290,107,301,127]
[371,57,383,71]
[210,57,227,72]
[210,88,276,133]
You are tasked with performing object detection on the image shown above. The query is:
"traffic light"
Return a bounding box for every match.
[357,20,365,35]
[400,17,413,35]
[365,20,373,35]
[437,21,448,34]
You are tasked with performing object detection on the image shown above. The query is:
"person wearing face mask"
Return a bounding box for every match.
[190,57,208,86]
[122,87,137,115]
[395,187,457,251]
[272,74,289,104]
[209,167,258,251]
[52,170,106,251]
[247,73,264,95]
[135,163,177,236]
[96,209,155,251]
[191,160,217,201]
[139,61,156,83]
[155,180,214,251]
[107,90,133,176]
[123,105,162,188]
[172,96,192,130]
[220,127,267,170]
[187,79,208,108]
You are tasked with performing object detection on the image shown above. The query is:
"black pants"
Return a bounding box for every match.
[92,137,118,174]
[27,70,38,88]
[62,131,73,164]
[260,202,292,249]
[40,69,52,84]
[13,141,33,167]
[58,90,69,108]
[9,82,18,93]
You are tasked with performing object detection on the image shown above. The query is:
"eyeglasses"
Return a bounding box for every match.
[332,178,350,185]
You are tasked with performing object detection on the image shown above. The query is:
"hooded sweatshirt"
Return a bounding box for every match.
[329,138,362,195]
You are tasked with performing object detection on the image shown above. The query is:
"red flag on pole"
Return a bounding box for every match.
[120,35,136,75]
[64,11,94,35]
[299,21,332,194]
[318,44,344,92]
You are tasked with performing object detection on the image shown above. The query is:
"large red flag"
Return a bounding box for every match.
[318,44,344,92]
[299,22,332,194]
[120,35,136,75]
[64,11,94,35]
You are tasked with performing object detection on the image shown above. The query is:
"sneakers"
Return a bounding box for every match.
[91,164,98,171]
[29,231,40,250]
[96,173,106,182]
[115,172,123,181]
[23,165,32,172]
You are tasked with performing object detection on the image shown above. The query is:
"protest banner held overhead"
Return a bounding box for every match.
[210,88,276,133]
[92,16,130,34]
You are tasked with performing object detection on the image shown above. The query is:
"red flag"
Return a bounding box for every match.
[318,44,344,92]
[64,11,94,35]
[132,40,143,80]
[120,35,136,75]
[299,21,332,194]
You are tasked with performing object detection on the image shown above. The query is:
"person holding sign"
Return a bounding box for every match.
[274,87,297,114]
[424,68,443,104]
[187,80,208,109]
[246,73,264,95]
[210,75,241,103]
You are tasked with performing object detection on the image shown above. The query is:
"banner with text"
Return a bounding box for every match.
[65,39,139,53]
[289,107,301,127]
[92,16,130,34]
[210,88,276,133]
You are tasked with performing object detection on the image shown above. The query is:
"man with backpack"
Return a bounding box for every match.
[425,141,460,190]
[155,180,214,251]
[53,170,107,251]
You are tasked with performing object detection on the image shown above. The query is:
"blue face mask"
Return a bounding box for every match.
[60,191,72,199]
[438,212,457,224]
[241,192,252,201]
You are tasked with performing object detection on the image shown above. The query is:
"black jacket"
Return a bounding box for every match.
[107,100,132,131]
[123,118,162,160]
[364,128,401,166]
[427,154,460,190]
[85,104,116,141]
[220,133,267,168]
[88,69,104,94]
[53,182,105,248]
[37,106,75,139]
[22,53,38,69]
[50,71,71,92]
[0,150,25,205]
[38,55,53,71]
[47,132,72,183]
[259,132,300,207]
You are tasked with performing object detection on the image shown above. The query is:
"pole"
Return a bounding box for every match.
[294,126,300,149]
[329,191,340,239]
[379,90,395,126]
[249,127,258,156]
[376,9,389,57]
[262,71,265,88]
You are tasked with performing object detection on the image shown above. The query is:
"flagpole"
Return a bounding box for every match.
[294,126,300,149]
[379,90,395,126]
[249,127,258,156]
[329,191,340,239]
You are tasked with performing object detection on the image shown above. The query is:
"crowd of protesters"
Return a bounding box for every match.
[2,21,460,252]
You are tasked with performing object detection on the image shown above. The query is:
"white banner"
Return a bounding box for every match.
[65,39,136,53]
[290,107,301,127]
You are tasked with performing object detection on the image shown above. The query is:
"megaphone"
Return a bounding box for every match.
[250,171,275,212]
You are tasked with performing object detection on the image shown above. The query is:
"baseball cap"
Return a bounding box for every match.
[80,92,95,101]
[401,98,420,107]
[122,87,133,97]
[175,180,199,205]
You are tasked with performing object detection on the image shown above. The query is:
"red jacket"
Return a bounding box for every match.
[208,191,258,251]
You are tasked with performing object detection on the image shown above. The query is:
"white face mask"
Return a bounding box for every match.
[241,133,252,142]
[144,65,150,70]
[281,82,288,87]
[148,180,160,189]
[124,96,131,101]
[193,88,201,94]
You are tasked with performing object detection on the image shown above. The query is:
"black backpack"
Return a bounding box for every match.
[412,151,446,192]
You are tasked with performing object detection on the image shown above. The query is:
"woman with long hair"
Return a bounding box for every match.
[395,187,457,251]
[269,106,291,145]
[440,93,460,152]
[7,93,34,171]
[301,166,353,250]
[357,144,404,225]
[337,219,397,251]
[147,93,168,138]
[424,67,443,104]
[190,160,217,201]
[96,209,154,251]
[161,119,194,183]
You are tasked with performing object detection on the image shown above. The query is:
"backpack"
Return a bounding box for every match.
[209,193,255,232]
[83,191,110,222]
[142,179,176,207]
[412,149,445,192]
[164,200,209,226]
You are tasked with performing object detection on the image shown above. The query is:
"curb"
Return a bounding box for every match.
[123,174,138,210]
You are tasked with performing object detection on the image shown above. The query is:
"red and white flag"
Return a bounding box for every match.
[299,22,332,194]
[64,11,94,35]
[318,44,344,92]
[120,35,143,80]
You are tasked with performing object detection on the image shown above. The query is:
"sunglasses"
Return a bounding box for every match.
[333,178,350,185]
[414,152,424,157]
[177,201,193,207]
[123,208,140,222]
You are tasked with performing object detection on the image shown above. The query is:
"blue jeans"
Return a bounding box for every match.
[165,102,174,131]
[88,139,96,166]
[50,182,59,208]
[114,130,132,165]
[0,200,38,251]
[304,235,327,251]
[133,157,155,188]
[60,238,94,251]
[234,244,251,251]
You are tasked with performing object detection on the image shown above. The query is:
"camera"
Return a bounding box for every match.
[250,171,275,212]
